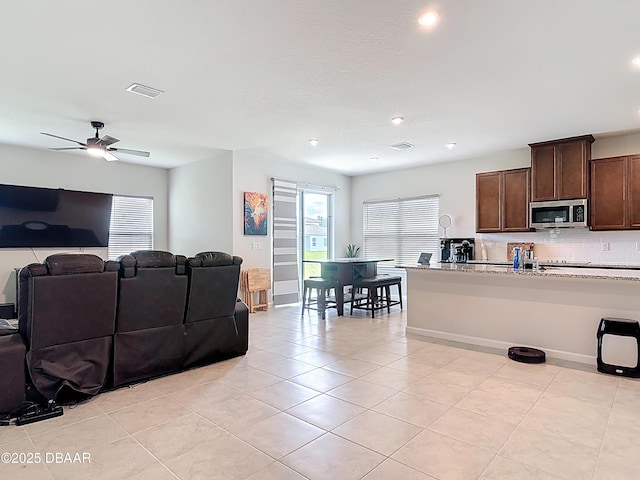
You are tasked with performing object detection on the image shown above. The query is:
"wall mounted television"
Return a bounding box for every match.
[0,184,113,248]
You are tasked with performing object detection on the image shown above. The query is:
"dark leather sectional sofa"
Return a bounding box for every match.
[0,250,249,415]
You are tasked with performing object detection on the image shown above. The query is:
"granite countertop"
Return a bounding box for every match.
[466,260,640,270]
[400,262,640,281]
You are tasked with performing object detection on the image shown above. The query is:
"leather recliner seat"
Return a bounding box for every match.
[18,254,118,401]
[0,324,26,414]
[113,250,188,387]
[184,251,248,367]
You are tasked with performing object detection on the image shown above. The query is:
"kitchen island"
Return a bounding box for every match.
[404,263,640,365]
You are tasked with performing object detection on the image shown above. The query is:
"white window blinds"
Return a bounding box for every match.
[272,178,300,305]
[108,195,153,259]
[363,195,440,265]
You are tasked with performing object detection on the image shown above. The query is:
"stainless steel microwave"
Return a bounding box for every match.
[530,199,588,229]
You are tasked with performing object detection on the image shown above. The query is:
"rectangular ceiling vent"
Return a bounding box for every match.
[389,142,414,150]
[126,83,164,99]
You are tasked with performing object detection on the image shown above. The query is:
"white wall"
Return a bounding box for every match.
[0,143,169,304]
[592,132,640,159]
[351,147,531,241]
[168,150,234,256]
[232,151,351,269]
[351,131,640,265]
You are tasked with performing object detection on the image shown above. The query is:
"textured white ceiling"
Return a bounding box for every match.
[1,1,639,175]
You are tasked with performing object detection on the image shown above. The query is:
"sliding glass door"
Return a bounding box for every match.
[299,190,333,282]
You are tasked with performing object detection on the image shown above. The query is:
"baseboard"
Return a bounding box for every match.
[405,326,597,366]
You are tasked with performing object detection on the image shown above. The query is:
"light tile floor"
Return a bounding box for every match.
[2,305,640,479]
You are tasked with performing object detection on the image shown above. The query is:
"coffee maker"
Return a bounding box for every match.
[440,238,475,263]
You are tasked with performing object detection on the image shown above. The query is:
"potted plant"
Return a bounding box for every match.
[345,243,360,258]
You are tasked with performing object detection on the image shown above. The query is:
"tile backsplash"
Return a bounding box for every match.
[477,229,640,265]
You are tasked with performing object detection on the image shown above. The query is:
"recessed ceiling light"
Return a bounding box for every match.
[309,138,319,146]
[633,57,640,67]
[446,142,457,149]
[125,83,164,98]
[370,156,380,161]
[391,116,404,125]
[418,11,440,27]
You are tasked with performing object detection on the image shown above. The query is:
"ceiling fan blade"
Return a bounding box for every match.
[110,147,150,158]
[49,147,85,151]
[98,135,120,146]
[41,132,87,147]
[103,151,119,162]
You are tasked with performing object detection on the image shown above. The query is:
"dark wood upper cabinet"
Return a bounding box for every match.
[590,156,627,230]
[529,135,594,201]
[630,155,640,228]
[531,146,555,201]
[476,168,530,233]
[476,171,501,232]
[590,154,640,230]
[503,168,531,231]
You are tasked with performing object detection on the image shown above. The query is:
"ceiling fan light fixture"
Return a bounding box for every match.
[42,121,150,161]
[86,145,104,158]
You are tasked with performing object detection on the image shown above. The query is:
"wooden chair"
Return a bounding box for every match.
[241,268,270,313]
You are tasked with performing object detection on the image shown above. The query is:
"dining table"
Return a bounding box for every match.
[302,257,394,315]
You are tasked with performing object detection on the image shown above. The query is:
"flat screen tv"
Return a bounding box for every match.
[0,184,113,248]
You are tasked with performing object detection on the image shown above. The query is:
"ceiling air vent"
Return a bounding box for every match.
[125,83,164,99]
[389,142,414,150]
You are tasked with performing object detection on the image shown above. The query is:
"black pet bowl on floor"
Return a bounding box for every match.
[508,346,546,364]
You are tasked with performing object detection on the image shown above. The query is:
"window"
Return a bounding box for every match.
[363,195,439,265]
[299,188,334,281]
[108,195,153,259]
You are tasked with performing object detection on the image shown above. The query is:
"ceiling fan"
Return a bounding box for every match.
[41,121,150,161]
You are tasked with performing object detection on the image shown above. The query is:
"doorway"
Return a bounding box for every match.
[299,190,333,283]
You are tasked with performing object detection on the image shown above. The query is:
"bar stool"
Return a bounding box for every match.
[350,275,402,318]
[301,278,339,320]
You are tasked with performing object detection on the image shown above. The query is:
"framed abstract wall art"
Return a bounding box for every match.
[244,192,268,235]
